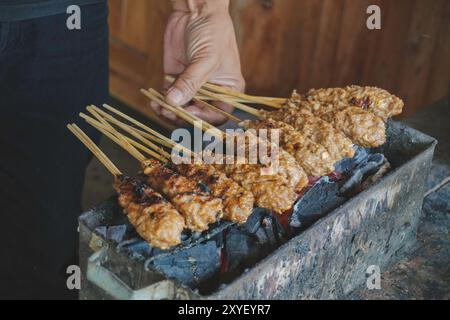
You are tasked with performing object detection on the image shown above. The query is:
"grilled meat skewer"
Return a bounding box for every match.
[211,131,309,214]
[80,112,224,233]
[114,176,185,250]
[141,159,223,233]
[67,124,185,250]
[174,162,255,224]
[240,119,335,177]
[217,162,299,214]
[260,107,355,163]
[304,86,404,121]
[91,106,255,224]
[287,91,386,148]
[128,93,307,215]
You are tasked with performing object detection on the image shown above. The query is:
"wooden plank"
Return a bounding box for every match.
[396,0,446,117]
[108,0,450,120]
[360,0,414,93]
[424,1,450,108]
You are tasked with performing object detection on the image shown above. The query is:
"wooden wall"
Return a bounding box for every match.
[108,0,450,123]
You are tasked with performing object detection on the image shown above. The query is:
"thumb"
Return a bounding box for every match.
[166,59,216,106]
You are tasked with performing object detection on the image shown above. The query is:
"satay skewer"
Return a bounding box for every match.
[100,104,195,158]
[143,88,226,140]
[85,105,300,214]
[166,75,285,108]
[102,103,174,149]
[152,100,309,213]
[192,97,241,123]
[67,124,185,250]
[83,109,255,223]
[82,113,224,232]
[87,105,171,160]
[96,124,255,224]
[67,124,122,176]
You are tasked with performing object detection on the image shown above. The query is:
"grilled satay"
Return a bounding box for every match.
[260,107,355,163]
[174,162,255,224]
[229,130,309,193]
[67,124,185,250]
[217,162,298,214]
[210,131,308,214]
[114,176,185,250]
[290,92,386,148]
[240,119,335,177]
[138,89,307,214]
[141,159,223,233]
[304,86,404,121]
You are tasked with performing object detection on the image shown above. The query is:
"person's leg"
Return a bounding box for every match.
[0,2,109,299]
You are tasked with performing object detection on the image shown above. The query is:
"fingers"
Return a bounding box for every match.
[165,58,217,107]
[185,104,228,125]
[149,99,233,127]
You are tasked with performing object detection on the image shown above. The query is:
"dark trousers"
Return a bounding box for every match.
[0,3,109,299]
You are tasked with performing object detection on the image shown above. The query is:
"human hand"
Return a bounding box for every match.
[150,0,245,126]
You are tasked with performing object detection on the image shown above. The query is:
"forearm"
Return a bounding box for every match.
[171,0,229,13]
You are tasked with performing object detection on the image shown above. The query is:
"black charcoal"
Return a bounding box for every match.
[146,240,220,288]
[340,154,387,195]
[290,177,346,229]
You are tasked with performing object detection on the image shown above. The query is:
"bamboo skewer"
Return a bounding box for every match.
[87,105,171,160]
[195,95,285,104]
[81,113,168,164]
[141,89,204,130]
[195,95,255,104]
[80,113,148,163]
[149,88,224,134]
[165,75,285,108]
[100,104,194,158]
[197,88,263,118]
[154,98,228,141]
[67,124,122,176]
[102,103,172,147]
[141,88,225,141]
[192,97,241,123]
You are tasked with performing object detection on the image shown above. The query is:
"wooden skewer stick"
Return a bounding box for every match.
[166,75,285,108]
[121,123,195,159]
[80,113,149,163]
[100,104,193,158]
[197,88,263,119]
[195,95,255,104]
[196,95,286,104]
[192,97,241,123]
[147,88,213,133]
[67,124,122,176]
[102,103,172,147]
[81,112,167,164]
[87,105,171,160]
[147,88,223,135]
[141,88,225,141]
[159,99,229,141]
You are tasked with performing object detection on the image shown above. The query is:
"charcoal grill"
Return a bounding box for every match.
[79,121,437,300]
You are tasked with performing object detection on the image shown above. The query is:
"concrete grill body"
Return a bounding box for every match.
[79,122,437,300]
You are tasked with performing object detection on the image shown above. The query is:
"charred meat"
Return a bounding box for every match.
[240,119,335,177]
[175,162,255,224]
[141,160,223,233]
[304,86,404,121]
[114,176,185,250]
